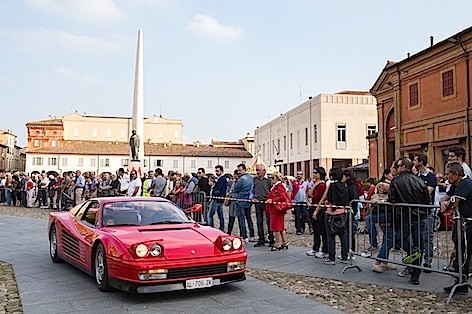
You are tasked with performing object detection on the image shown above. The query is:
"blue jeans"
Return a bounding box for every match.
[5,189,12,206]
[365,214,377,247]
[421,215,434,266]
[236,203,248,239]
[207,200,225,231]
[376,215,396,260]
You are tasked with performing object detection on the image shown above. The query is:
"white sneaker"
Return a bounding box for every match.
[306,249,316,256]
[243,238,249,243]
[249,237,257,242]
[398,268,410,277]
[314,252,327,259]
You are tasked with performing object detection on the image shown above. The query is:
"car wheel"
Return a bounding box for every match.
[94,243,111,291]
[49,226,62,263]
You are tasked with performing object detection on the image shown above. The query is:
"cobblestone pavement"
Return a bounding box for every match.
[0,205,471,313]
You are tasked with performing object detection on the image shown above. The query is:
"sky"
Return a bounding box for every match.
[1,0,472,147]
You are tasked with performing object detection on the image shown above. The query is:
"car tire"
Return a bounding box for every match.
[49,225,62,263]
[94,243,112,291]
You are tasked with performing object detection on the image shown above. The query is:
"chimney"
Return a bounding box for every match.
[430,36,434,47]
[194,141,200,147]
[407,52,410,58]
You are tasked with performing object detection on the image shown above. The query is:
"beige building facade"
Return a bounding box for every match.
[254,91,377,176]
[0,130,26,171]
[25,141,252,175]
[61,113,183,144]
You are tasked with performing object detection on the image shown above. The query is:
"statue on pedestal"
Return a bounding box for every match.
[129,130,140,161]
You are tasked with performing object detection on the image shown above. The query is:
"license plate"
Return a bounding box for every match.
[185,277,213,290]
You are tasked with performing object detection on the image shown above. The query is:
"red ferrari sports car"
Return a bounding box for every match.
[48,197,247,293]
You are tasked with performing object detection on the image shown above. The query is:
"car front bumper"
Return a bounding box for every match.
[108,271,246,293]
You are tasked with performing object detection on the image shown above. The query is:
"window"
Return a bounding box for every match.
[100,158,110,167]
[48,157,57,166]
[92,129,97,138]
[120,130,125,139]
[32,157,43,165]
[51,140,57,147]
[336,123,347,149]
[409,83,419,107]
[90,158,96,167]
[191,160,196,168]
[337,124,346,142]
[62,157,68,166]
[33,140,41,147]
[313,124,318,144]
[290,133,293,150]
[207,160,212,168]
[106,130,111,138]
[73,128,79,137]
[173,160,178,168]
[277,139,280,154]
[442,69,454,97]
[296,130,300,153]
[78,158,84,166]
[272,140,275,154]
[283,136,286,151]
[367,124,377,137]
[224,160,230,168]
[153,159,163,167]
[305,127,309,146]
[121,159,129,166]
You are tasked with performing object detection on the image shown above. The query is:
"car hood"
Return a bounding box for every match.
[106,224,226,260]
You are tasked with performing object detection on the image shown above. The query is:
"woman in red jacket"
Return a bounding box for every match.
[266,172,289,251]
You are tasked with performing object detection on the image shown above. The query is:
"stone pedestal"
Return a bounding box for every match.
[128,160,143,178]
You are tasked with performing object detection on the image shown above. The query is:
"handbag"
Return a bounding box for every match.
[274,190,292,213]
[327,213,347,234]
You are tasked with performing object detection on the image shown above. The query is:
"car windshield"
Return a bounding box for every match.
[101,201,191,227]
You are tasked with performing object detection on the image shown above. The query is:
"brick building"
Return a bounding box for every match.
[369,26,472,178]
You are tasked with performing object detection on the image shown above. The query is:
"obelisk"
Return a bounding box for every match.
[128,30,145,177]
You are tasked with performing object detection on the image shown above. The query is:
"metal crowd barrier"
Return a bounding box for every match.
[343,199,472,304]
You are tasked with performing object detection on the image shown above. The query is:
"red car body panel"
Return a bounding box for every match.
[48,197,247,293]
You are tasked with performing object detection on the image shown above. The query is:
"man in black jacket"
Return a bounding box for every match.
[390,157,430,285]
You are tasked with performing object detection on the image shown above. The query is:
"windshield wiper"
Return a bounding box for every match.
[149,221,187,225]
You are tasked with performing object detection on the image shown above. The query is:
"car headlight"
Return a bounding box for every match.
[135,244,148,257]
[222,239,232,251]
[150,244,162,257]
[233,238,242,250]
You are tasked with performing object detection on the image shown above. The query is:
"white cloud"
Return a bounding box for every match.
[186,14,242,42]
[25,0,127,23]
[1,28,121,53]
